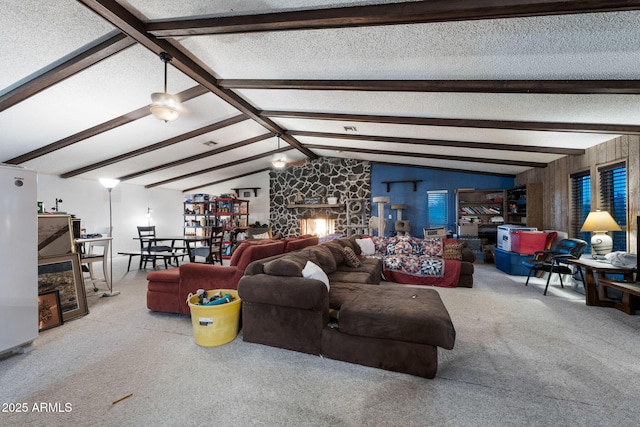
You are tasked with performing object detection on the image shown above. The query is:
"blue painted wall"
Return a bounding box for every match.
[371,164,515,237]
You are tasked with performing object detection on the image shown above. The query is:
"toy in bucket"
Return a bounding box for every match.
[187,289,241,347]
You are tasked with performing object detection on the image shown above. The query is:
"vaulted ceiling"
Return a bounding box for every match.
[3,1,640,192]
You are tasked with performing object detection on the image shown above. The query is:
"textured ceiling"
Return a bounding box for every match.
[2,1,640,192]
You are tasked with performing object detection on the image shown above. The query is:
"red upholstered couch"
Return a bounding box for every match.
[146,235,319,315]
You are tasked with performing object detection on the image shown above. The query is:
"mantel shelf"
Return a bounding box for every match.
[287,204,342,209]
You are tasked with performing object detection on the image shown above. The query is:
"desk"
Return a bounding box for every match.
[566,257,636,308]
[75,236,113,287]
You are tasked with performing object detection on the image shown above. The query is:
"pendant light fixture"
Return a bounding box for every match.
[150,52,181,122]
[271,133,287,168]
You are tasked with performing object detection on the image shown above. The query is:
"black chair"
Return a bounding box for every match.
[137,226,173,269]
[190,227,225,265]
[521,238,588,295]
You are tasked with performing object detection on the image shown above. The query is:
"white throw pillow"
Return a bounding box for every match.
[302,260,330,291]
[355,238,376,256]
[252,232,270,239]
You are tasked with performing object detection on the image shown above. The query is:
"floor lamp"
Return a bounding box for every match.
[99,178,120,297]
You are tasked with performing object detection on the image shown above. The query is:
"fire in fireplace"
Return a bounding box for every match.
[300,217,335,238]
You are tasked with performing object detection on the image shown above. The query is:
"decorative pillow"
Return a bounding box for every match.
[442,242,464,260]
[355,238,376,256]
[422,238,444,257]
[395,233,413,242]
[302,261,330,291]
[252,232,270,240]
[342,246,362,268]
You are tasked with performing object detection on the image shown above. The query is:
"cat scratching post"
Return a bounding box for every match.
[391,204,411,233]
[391,204,407,220]
[372,196,390,236]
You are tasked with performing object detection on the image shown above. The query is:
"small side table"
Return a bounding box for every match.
[566,257,636,309]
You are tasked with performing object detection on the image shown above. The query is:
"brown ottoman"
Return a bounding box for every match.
[321,287,455,378]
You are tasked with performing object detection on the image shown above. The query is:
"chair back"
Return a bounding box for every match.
[137,225,156,239]
[209,226,225,255]
[551,238,588,258]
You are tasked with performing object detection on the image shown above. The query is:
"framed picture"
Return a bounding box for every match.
[38,290,63,331]
[37,253,88,322]
[38,214,75,258]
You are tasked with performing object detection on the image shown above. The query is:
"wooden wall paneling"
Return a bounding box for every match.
[516,136,639,253]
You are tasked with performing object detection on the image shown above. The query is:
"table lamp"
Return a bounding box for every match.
[580,210,621,256]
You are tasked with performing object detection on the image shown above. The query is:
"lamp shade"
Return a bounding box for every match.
[150,92,181,122]
[99,178,120,189]
[580,210,621,232]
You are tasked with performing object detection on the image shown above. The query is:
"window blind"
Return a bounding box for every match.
[598,162,627,251]
[427,190,448,228]
[570,170,591,244]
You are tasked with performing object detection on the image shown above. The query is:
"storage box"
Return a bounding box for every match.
[495,248,531,276]
[497,225,537,252]
[458,223,478,237]
[511,230,548,255]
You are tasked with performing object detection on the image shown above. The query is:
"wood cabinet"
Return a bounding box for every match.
[505,184,543,229]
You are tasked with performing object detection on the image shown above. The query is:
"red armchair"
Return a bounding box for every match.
[146,239,286,314]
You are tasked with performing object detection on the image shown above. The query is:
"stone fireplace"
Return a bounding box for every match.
[300,217,336,238]
[270,157,371,237]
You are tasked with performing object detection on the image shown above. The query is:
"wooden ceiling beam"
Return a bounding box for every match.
[303,143,548,168]
[183,168,272,193]
[118,133,271,181]
[263,110,640,135]
[145,147,291,188]
[147,0,640,37]
[288,130,584,155]
[0,31,135,112]
[60,114,247,178]
[5,85,207,165]
[77,0,317,160]
[222,79,640,95]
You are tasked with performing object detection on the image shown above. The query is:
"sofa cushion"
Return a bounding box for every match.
[322,241,345,265]
[302,261,330,291]
[263,254,307,276]
[338,286,456,349]
[301,245,337,274]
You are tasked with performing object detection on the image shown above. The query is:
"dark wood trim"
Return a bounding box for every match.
[0,31,135,112]
[288,130,584,155]
[60,114,247,178]
[374,160,516,178]
[222,79,640,95]
[77,0,317,160]
[145,147,290,188]
[263,110,640,135]
[147,0,640,37]
[303,143,548,168]
[6,85,207,165]
[118,133,271,181]
[183,169,271,193]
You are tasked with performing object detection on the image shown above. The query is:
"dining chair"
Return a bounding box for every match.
[521,238,588,295]
[137,226,173,269]
[190,226,225,265]
[81,227,111,290]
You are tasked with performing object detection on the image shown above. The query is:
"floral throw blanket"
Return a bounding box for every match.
[370,234,445,277]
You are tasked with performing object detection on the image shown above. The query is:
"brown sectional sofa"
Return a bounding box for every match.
[146,235,319,315]
[238,236,456,378]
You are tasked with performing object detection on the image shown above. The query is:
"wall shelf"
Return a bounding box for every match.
[381,179,423,192]
[286,204,342,209]
[232,187,261,197]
